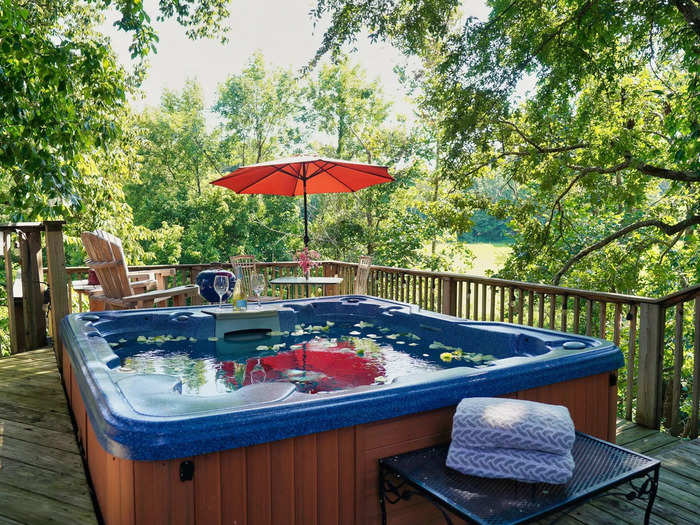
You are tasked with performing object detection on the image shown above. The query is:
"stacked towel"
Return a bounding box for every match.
[446,398,575,484]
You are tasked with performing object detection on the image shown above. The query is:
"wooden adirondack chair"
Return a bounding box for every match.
[354,255,372,295]
[81,231,198,310]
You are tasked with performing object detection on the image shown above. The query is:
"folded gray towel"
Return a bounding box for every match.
[451,397,575,455]
[446,445,575,484]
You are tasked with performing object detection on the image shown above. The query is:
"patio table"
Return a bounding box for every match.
[269,276,343,298]
[379,432,660,525]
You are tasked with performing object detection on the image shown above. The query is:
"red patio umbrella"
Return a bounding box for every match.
[242,340,385,393]
[210,155,394,247]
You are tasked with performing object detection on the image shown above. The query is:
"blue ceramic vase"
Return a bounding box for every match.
[196,269,236,304]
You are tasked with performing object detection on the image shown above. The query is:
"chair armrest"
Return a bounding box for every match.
[123,284,198,302]
[130,279,157,293]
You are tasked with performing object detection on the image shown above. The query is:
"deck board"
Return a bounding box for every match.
[534,421,700,525]
[0,348,97,525]
[1,348,699,525]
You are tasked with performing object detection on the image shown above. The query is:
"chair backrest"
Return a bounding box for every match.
[81,230,132,299]
[230,255,257,296]
[354,255,372,295]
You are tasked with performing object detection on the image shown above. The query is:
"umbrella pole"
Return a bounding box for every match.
[302,171,310,298]
[303,178,309,249]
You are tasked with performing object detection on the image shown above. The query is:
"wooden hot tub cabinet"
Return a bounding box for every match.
[62,349,617,525]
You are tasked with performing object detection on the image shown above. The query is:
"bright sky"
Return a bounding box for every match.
[99,0,492,122]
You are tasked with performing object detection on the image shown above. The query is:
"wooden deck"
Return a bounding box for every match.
[0,348,698,525]
[0,348,97,525]
[537,419,700,525]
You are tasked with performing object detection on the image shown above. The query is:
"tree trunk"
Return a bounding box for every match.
[337,115,345,157]
[673,0,700,37]
[431,142,440,256]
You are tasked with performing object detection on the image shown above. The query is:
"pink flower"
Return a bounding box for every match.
[295,247,321,274]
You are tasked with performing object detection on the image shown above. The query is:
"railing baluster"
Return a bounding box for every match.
[625,305,637,421]
[490,286,496,321]
[508,288,515,324]
[537,293,545,327]
[517,289,524,325]
[573,298,580,333]
[457,281,463,317]
[613,303,622,346]
[549,294,556,330]
[473,282,479,319]
[560,295,568,332]
[691,296,700,439]
[481,283,487,322]
[465,281,471,319]
[527,290,534,326]
[585,300,593,335]
[500,286,505,322]
[599,301,607,339]
[671,303,684,435]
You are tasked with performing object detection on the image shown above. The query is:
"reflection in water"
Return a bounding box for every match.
[115,320,495,396]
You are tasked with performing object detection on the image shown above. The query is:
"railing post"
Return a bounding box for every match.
[2,231,19,354]
[19,227,47,349]
[636,302,665,429]
[44,221,69,370]
[441,277,457,316]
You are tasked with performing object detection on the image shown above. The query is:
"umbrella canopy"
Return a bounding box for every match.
[241,341,385,393]
[210,155,394,246]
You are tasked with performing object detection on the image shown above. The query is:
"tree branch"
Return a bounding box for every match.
[541,171,587,248]
[672,0,700,37]
[497,119,588,153]
[632,159,700,182]
[553,215,700,284]
[566,157,700,182]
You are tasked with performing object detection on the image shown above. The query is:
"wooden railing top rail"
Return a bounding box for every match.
[0,221,65,231]
[63,259,700,307]
[654,283,700,307]
[324,260,657,305]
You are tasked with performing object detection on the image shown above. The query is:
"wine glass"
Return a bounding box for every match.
[213,274,229,311]
[250,273,265,309]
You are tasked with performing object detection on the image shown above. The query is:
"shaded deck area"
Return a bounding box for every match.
[0,348,698,525]
[543,420,700,525]
[0,348,97,525]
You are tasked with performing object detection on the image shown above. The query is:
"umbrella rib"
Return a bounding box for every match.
[321,160,394,180]
[235,164,301,194]
[313,163,359,193]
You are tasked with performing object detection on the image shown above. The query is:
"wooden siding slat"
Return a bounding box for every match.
[246,444,272,525]
[294,434,318,525]
[625,305,638,421]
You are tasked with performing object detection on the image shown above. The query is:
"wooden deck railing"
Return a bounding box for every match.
[2,245,695,438]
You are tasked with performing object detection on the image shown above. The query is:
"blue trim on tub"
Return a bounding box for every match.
[60,296,624,461]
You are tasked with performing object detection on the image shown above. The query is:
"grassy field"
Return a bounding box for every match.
[467,242,512,276]
[427,241,512,276]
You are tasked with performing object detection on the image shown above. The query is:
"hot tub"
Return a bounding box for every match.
[60,296,623,525]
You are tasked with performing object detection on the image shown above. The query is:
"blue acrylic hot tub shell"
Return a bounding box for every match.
[60,295,624,461]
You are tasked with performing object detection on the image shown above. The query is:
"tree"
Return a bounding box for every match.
[215,53,303,165]
[306,57,390,158]
[126,81,304,264]
[310,0,700,292]
[0,0,230,220]
[306,59,472,269]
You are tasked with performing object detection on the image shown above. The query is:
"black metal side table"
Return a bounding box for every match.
[378,432,660,525]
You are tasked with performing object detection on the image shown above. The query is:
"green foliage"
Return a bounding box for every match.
[1,0,232,221]
[0,1,127,219]
[215,53,305,165]
[312,0,700,292]
[310,0,700,429]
